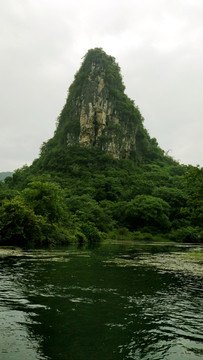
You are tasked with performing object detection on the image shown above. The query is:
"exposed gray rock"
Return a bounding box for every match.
[57,49,145,159]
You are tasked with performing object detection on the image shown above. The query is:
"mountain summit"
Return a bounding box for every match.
[53,48,160,161]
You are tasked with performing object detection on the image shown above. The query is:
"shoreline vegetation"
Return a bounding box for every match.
[0,161,202,248]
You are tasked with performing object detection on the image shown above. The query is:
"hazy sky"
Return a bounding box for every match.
[0,0,202,171]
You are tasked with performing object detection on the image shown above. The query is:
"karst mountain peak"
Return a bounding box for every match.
[53,47,157,161]
[2,49,200,251]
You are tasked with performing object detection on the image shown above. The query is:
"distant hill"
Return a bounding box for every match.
[0,172,13,181]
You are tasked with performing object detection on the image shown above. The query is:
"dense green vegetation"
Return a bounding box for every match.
[0,48,202,246]
[0,146,202,246]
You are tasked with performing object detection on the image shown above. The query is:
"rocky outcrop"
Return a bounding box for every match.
[57,48,146,160]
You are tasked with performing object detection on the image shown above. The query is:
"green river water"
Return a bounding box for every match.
[0,243,202,360]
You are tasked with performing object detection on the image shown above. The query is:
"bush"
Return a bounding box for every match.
[124,195,171,231]
[169,226,202,243]
[0,198,43,246]
[79,221,102,243]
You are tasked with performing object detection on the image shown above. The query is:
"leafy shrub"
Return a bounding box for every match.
[124,195,171,231]
[169,227,202,243]
[79,221,102,243]
[0,198,43,246]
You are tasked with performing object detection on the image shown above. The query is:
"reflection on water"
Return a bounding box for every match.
[0,244,203,360]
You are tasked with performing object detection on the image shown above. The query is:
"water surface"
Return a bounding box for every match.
[0,243,202,360]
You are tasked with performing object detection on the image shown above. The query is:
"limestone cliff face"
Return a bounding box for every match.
[56,48,146,160]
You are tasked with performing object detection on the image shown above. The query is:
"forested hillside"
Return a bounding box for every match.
[0,49,202,246]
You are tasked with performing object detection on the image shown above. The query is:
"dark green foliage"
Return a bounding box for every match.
[92,175,122,202]
[79,221,102,243]
[22,180,65,223]
[169,226,202,243]
[152,186,187,220]
[0,198,43,246]
[183,166,203,226]
[123,195,171,232]
[0,177,74,246]
[0,181,18,204]
[65,194,114,232]
[1,144,201,245]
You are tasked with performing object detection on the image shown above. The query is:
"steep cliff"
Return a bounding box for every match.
[54,48,155,160]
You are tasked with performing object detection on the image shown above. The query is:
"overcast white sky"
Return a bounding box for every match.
[0,0,202,171]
